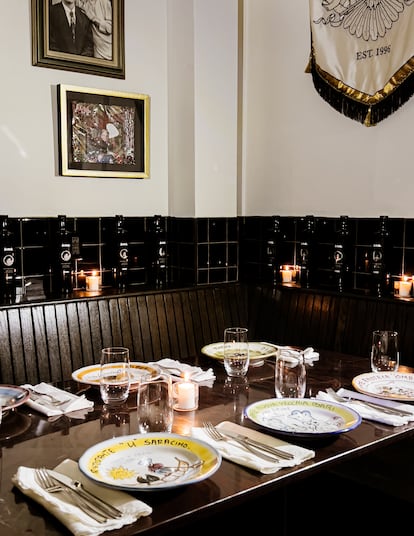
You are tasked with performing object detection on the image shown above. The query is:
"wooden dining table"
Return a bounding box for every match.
[2,349,414,536]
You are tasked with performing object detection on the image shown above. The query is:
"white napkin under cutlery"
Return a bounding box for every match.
[21,382,94,417]
[192,421,315,474]
[316,388,414,426]
[12,458,152,536]
[151,358,216,386]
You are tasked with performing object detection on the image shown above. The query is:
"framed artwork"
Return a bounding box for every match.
[32,0,125,79]
[57,84,150,178]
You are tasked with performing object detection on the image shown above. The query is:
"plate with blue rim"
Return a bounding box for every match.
[244,398,361,439]
[79,433,222,491]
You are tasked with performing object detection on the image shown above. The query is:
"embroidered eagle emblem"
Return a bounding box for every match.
[315,0,414,41]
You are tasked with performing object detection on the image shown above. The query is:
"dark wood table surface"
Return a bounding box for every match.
[2,350,414,535]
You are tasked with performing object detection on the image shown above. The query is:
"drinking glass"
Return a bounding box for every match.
[223,327,250,377]
[274,351,306,398]
[370,330,399,372]
[99,347,131,405]
[137,373,173,433]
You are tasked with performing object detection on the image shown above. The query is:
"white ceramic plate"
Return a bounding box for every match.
[79,433,221,491]
[72,362,160,390]
[244,398,361,439]
[0,385,30,412]
[352,372,414,401]
[201,341,278,362]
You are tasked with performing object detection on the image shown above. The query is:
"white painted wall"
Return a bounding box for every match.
[242,0,414,218]
[1,1,413,219]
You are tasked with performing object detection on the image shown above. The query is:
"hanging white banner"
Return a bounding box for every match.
[308,0,414,126]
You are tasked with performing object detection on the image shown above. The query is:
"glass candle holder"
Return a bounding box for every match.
[173,374,199,411]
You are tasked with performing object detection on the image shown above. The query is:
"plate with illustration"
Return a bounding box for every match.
[79,433,221,491]
[244,398,361,439]
[201,341,278,366]
[72,362,161,390]
[352,372,414,401]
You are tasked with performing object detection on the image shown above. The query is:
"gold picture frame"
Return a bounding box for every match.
[32,0,125,79]
[58,84,150,178]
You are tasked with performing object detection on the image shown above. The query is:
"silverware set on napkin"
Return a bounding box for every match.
[202,421,294,462]
[326,388,413,417]
[35,467,122,523]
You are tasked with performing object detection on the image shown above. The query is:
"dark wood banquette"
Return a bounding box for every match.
[2,281,414,386]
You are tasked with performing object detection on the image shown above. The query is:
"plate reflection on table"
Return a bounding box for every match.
[0,411,32,442]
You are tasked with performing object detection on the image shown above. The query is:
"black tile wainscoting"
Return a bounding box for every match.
[0,214,413,305]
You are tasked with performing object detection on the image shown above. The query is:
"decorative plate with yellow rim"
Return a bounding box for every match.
[201,342,278,362]
[71,362,160,390]
[352,372,414,401]
[244,398,361,439]
[78,433,221,491]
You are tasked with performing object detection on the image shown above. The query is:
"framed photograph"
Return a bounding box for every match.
[58,84,150,178]
[32,0,125,79]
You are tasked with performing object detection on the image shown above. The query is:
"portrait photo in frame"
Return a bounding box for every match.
[32,0,125,79]
[58,84,150,178]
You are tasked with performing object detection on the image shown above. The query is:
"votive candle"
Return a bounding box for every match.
[174,372,199,411]
[86,271,100,291]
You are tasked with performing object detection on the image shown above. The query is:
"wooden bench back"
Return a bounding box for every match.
[0,284,248,385]
[249,285,414,365]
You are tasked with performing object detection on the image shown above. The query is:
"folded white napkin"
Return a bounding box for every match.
[151,358,216,386]
[278,346,319,365]
[21,382,94,417]
[12,459,152,536]
[316,388,414,426]
[192,421,315,474]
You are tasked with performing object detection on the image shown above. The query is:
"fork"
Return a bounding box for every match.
[35,468,108,523]
[202,421,280,463]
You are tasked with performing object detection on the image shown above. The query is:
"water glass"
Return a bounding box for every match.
[223,327,250,377]
[100,347,131,405]
[370,330,399,372]
[137,373,173,433]
[274,351,306,398]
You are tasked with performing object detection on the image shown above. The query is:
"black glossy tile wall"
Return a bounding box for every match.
[2,213,414,304]
[239,215,412,297]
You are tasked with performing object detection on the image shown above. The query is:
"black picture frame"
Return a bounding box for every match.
[58,84,150,178]
[32,0,125,79]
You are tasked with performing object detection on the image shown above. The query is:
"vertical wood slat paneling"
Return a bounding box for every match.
[127,296,144,361]
[162,292,180,358]
[43,304,60,382]
[145,294,161,360]
[19,307,39,383]
[76,301,94,368]
[7,309,25,384]
[55,303,73,378]
[108,298,122,346]
[0,309,12,384]
[88,300,103,365]
[117,297,133,353]
[98,299,112,349]
[179,291,197,360]
[137,295,154,361]
[154,293,171,359]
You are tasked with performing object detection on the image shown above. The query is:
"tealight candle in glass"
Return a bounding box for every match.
[173,372,199,411]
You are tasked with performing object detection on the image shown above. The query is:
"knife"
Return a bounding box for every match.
[347,398,413,417]
[220,429,295,460]
[47,469,123,519]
